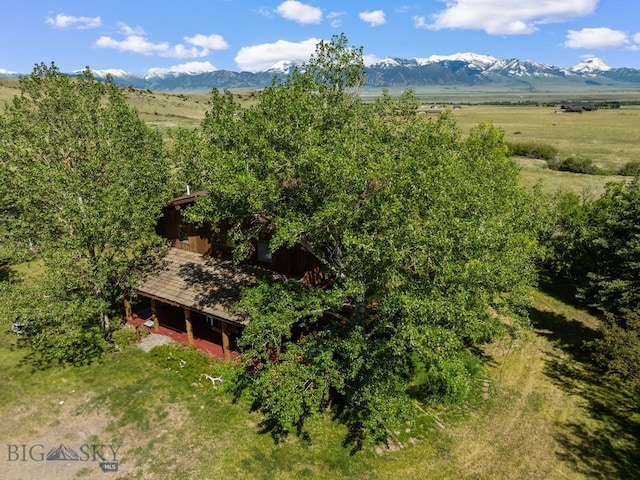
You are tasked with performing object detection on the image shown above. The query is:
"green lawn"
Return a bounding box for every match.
[1,282,637,479]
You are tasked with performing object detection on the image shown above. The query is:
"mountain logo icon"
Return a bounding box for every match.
[45,443,80,461]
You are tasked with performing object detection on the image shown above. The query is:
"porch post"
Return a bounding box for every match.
[221,322,231,361]
[184,308,194,346]
[150,298,159,332]
[124,296,132,323]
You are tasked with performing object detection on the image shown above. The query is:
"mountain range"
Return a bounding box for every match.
[3,53,640,93]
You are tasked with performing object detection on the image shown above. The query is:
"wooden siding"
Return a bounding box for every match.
[155,193,324,281]
[249,241,323,278]
[157,205,214,255]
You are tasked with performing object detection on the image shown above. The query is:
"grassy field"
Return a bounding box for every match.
[448,104,639,196]
[119,87,640,198]
[1,282,638,479]
[1,78,637,197]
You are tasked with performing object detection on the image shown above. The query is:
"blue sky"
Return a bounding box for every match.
[1,1,639,76]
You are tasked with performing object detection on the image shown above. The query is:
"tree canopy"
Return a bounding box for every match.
[546,178,640,390]
[172,35,544,447]
[0,63,174,365]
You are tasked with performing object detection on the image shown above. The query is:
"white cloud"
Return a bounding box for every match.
[46,13,101,29]
[396,5,416,14]
[565,28,630,49]
[424,0,598,35]
[359,10,386,27]
[276,1,322,24]
[256,6,274,18]
[0,68,17,75]
[147,61,217,75]
[95,23,228,59]
[118,23,145,36]
[235,38,320,72]
[362,54,382,66]
[95,34,165,55]
[413,15,428,29]
[184,34,229,50]
[327,11,345,28]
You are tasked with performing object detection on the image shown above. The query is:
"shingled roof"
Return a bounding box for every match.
[135,248,287,325]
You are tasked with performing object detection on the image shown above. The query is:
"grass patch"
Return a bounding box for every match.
[1,282,638,478]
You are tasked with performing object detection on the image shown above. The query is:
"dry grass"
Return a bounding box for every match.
[123,88,209,133]
[451,105,640,173]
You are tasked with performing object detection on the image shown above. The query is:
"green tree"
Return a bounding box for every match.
[172,37,543,447]
[583,178,640,389]
[0,63,173,365]
[545,178,640,390]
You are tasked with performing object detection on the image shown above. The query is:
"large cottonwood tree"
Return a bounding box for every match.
[173,35,544,446]
[0,63,173,365]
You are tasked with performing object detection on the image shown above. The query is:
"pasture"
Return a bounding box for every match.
[449,104,639,196]
[1,78,637,197]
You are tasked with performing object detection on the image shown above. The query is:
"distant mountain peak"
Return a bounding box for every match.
[415,52,498,69]
[79,68,135,79]
[264,60,297,74]
[572,57,612,73]
[5,52,637,93]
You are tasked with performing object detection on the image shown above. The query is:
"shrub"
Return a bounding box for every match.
[507,141,558,161]
[618,160,640,177]
[112,325,147,349]
[547,156,603,175]
[407,350,481,403]
[149,343,240,389]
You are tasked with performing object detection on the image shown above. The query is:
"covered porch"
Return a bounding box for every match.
[126,303,237,359]
[126,248,285,360]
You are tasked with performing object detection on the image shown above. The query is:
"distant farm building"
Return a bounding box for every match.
[558,104,599,113]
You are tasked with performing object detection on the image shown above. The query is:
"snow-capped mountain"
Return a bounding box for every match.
[6,53,638,92]
[84,68,131,78]
[484,58,570,78]
[415,52,498,70]
[264,60,297,75]
[572,57,612,73]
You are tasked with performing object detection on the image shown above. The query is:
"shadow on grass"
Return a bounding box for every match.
[0,261,16,283]
[530,283,640,479]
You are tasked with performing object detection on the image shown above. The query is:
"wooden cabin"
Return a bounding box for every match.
[128,191,323,360]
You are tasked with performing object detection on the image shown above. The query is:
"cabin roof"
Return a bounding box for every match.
[170,190,209,207]
[134,248,287,325]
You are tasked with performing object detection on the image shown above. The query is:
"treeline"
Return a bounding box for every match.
[507,141,640,176]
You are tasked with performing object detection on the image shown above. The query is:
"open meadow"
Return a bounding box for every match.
[2,78,637,198]
[448,103,638,196]
[128,85,639,197]
[1,79,639,479]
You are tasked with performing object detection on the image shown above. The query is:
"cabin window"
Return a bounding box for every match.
[257,239,272,263]
[178,224,189,243]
